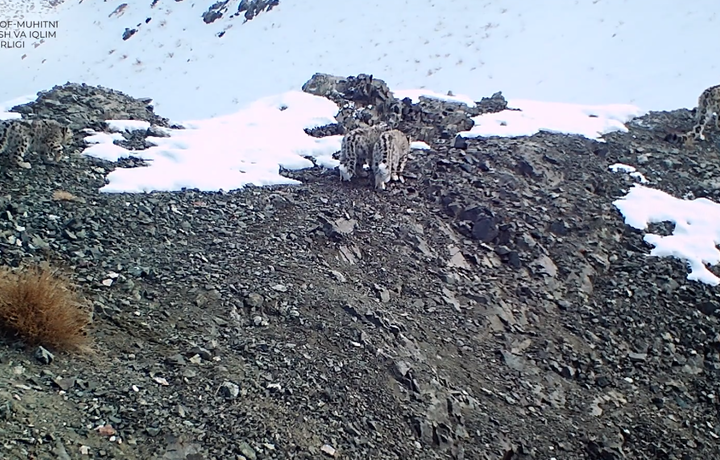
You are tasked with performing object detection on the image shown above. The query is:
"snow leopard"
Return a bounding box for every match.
[0,119,73,169]
[371,129,410,190]
[665,84,720,146]
[338,125,385,182]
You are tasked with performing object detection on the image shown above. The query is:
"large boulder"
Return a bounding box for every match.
[302,72,394,107]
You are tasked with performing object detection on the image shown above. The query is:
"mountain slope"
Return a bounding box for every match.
[1,0,719,119]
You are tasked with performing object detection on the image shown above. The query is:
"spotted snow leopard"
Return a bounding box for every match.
[0,119,73,169]
[338,125,385,182]
[665,84,720,146]
[371,129,410,190]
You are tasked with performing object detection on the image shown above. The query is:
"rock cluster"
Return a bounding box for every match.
[302,72,507,142]
[9,82,170,132]
[201,0,280,24]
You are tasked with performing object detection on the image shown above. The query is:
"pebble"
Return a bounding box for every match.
[245,293,264,308]
[321,444,337,457]
[220,381,240,399]
[34,346,54,364]
[238,441,257,460]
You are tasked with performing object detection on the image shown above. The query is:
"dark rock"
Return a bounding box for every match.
[476,91,508,113]
[122,28,137,41]
[304,123,344,138]
[549,220,569,236]
[34,346,54,364]
[506,250,521,268]
[697,301,720,316]
[459,205,492,223]
[595,375,611,388]
[166,354,186,366]
[220,381,240,399]
[202,1,228,24]
[453,135,468,150]
[471,217,499,242]
[234,0,279,21]
[188,347,213,361]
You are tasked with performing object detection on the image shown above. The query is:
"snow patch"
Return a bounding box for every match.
[613,185,720,286]
[82,91,342,193]
[107,120,152,132]
[393,89,476,107]
[609,163,648,183]
[410,141,432,150]
[458,100,645,141]
[0,94,37,120]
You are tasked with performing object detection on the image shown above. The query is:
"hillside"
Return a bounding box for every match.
[0,78,719,459]
[1,0,719,119]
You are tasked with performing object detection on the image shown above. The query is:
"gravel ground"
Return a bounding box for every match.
[0,82,719,460]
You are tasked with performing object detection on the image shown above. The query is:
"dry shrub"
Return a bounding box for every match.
[0,265,91,351]
[52,190,75,201]
[52,190,86,203]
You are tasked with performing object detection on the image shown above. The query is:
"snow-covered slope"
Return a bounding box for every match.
[1,0,718,120]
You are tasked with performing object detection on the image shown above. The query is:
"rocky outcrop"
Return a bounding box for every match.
[9,82,171,132]
[201,0,281,24]
[202,1,230,24]
[302,72,507,142]
[235,0,279,21]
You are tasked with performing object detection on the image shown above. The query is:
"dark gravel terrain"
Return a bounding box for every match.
[1,80,719,460]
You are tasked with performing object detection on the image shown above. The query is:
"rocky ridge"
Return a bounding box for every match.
[0,78,719,459]
[119,0,280,42]
[302,72,507,142]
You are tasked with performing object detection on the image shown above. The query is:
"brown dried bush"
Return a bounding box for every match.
[52,190,84,202]
[0,265,91,351]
